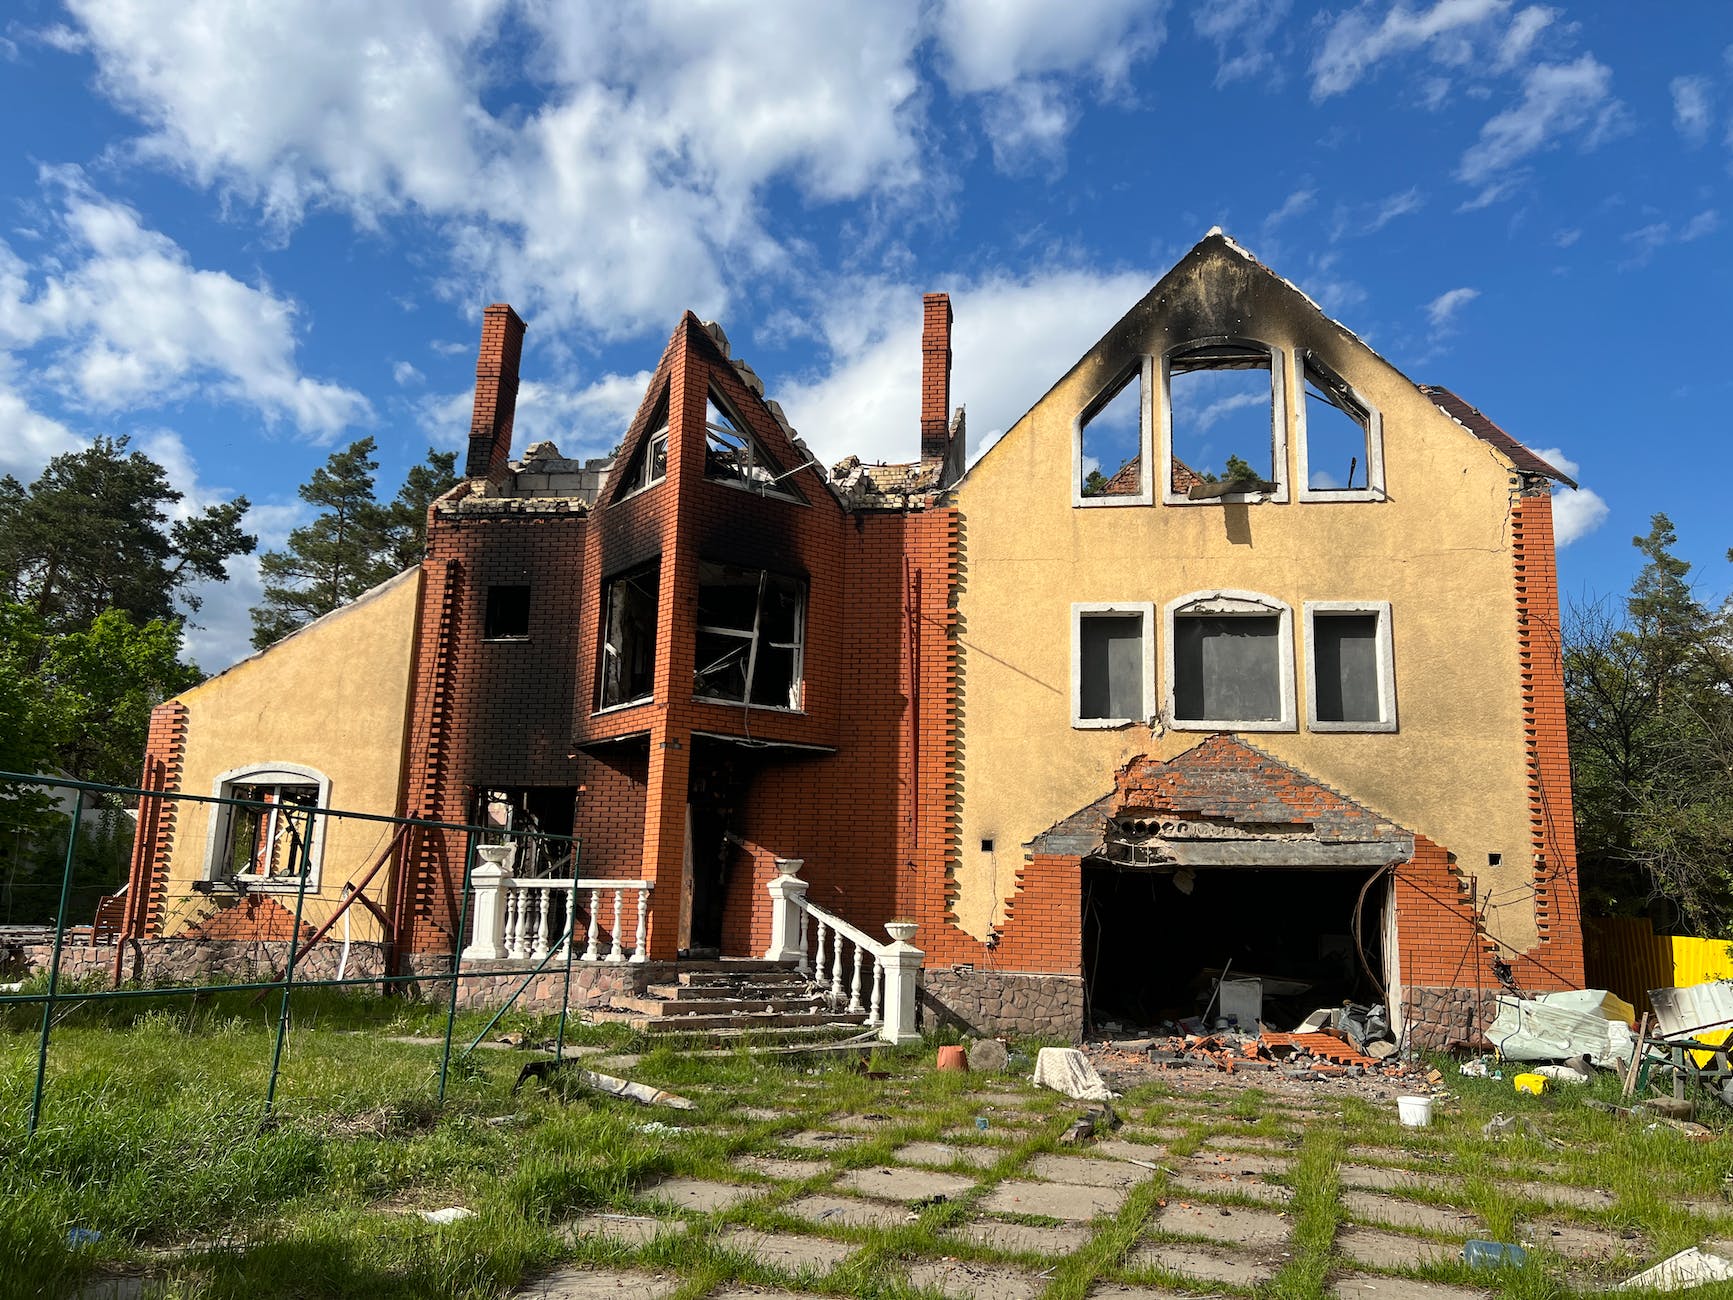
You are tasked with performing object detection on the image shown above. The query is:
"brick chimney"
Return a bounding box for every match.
[920,292,952,465]
[465,303,527,483]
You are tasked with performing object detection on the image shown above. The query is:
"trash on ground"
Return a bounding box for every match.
[936,1045,969,1072]
[1033,1046,1117,1100]
[1059,1104,1121,1146]
[1463,1239,1529,1268]
[66,1227,102,1247]
[1487,989,1636,1065]
[1459,1057,1501,1079]
[637,1121,685,1135]
[514,1059,697,1110]
[1513,1072,1548,1096]
[1616,1246,1733,1291]
[1396,1094,1433,1127]
[419,1207,474,1225]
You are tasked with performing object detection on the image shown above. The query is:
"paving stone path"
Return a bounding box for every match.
[518,1074,1723,1300]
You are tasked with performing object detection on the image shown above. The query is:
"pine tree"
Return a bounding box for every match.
[250,438,395,649]
[386,448,458,570]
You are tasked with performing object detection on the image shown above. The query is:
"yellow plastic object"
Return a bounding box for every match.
[1513,1073,1547,1096]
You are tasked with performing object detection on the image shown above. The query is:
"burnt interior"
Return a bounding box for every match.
[1081,863,1384,1033]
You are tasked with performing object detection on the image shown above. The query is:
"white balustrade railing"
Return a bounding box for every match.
[461,844,651,964]
[763,857,922,1045]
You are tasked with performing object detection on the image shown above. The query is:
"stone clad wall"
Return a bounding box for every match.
[920,969,1085,1043]
[1402,985,1502,1051]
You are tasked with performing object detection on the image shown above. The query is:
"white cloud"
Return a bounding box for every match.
[0,384,82,479]
[977,81,1077,173]
[776,265,1157,471]
[0,169,369,437]
[1311,0,1512,100]
[1620,209,1720,267]
[1530,446,1607,546]
[1457,55,1622,190]
[1333,187,1427,239]
[1425,285,1480,330]
[393,361,424,387]
[1263,186,1316,231]
[1670,75,1713,144]
[1193,0,1291,88]
[1492,5,1555,71]
[416,370,655,461]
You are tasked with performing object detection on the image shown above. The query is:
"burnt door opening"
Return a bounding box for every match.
[1081,863,1386,1033]
[684,743,747,957]
[473,787,578,876]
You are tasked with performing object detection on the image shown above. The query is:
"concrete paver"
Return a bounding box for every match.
[517,1267,679,1299]
[1091,1139,1168,1163]
[1338,1163,1431,1192]
[640,1177,759,1214]
[779,1130,864,1152]
[783,1193,908,1229]
[1185,1151,1291,1176]
[1084,1285,1200,1299]
[1332,1276,1491,1299]
[907,1259,1046,1299]
[828,1111,904,1132]
[894,1140,1000,1169]
[735,1155,830,1182]
[948,1218,1091,1256]
[1169,1171,1294,1205]
[1153,1202,1291,1249]
[836,1165,977,1203]
[1520,1219,1650,1263]
[1125,1241,1274,1286]
[1508,1180,1615,1211]
[1336,1227,1461,1270]
[979,1179,1127,1221]
[1342,1191,1480,1235]
[1027,1153,1151,1189]
[717,1228,854,1273]
[560,1213,683,1246]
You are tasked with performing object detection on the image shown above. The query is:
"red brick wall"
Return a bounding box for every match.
[183,894,315,942]
[126,700,187,940]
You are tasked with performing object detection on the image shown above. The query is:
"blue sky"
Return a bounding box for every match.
[1,1,1729,671]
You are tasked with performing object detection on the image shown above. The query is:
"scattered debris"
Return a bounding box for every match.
[1617,1246,1733,1291]
[936,1045,968,1072]
[1033,1047,1117,1101]
[514,1060,696,1110]
[637,1121,685,1135]
[419,1207,474,1225]
[66,1227,102,1247]
[1396,1095,1433,1127]
[1058,1104,1121,1146]
[1487,989,1636,1066]
[1462,1239,1528,1269]
[1481,1112,1563,1146]
[967,1038,1010,1073]
[1514,1072,1547,1096]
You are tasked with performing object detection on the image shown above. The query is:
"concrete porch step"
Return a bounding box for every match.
[649,977,812,1000]
[671,969,809,989]
[628,1008,870,1033]
[613,993,827,1017]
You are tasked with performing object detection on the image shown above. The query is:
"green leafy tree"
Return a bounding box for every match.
[1081,468,1109,498]
[0,437,255,635]
[386,447,458,569]
[251,438,396,649]
[0,605,56,836]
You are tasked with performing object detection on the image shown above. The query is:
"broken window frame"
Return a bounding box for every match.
[1303,600,1397,732]
[614,389,672,502]
[703,386,804,503]
[203,763,330,891]
[1296,352,1384,503]
[597,564,660,712]
[693,561,806,711]
[1163,590,1296,732]
[483,584,531,641]
[1071,601,1155,728]
[472,787,579,878]
[1159,338,1288,506]
[1073,358,1153,508]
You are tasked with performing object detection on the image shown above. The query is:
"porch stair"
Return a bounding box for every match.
[600,960,869,1035]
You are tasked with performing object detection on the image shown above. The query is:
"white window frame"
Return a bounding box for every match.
[616,423,670,502]
[1073,357,1154,508]
[693,563,807,712]
[1304,600,1397,732]
[1070,601,1155,728]
[1159,339,1289,506]
[203,763,331,892]
[1163,590,1295,732]
[1295,352,1385,503]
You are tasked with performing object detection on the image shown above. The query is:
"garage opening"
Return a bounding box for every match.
[1081,863,1387,1034]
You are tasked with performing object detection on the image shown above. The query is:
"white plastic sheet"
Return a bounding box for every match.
[1488,989,1635,1065]
[1031,1047,1117,1101]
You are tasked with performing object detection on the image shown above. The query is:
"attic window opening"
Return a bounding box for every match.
[704,388,799,499]
[615,390,671,501]
[694,561,805,710]
[1076,362,1149,505]
[1298,353,1384,501]
[599,564,659,710]
[484,585,530,640]
[1164,341,1283,501]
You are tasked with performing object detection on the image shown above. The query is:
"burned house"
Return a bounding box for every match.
[123,232,1583,1044]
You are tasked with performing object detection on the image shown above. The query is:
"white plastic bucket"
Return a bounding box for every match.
[1396,1095,1433,1127]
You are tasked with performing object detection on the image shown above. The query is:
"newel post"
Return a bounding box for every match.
[460,843,516,961]
[763,858,809,967]
[878,920,924,1045]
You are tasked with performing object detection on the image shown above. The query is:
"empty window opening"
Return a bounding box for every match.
[600,565,659,709]
[1304,602,1394,732]
[1078,368,1144,501]
[1488,852,1502,867]
[473,787,577,877]
[704,388,799,498]
[484,585,530,640]
[1166,342,1278,497]
[615,391,671,500]
[1077,613,1146,724]
[1168,592,1294,730]
[205,764,330,889]
[981,839,994,853]
[1082,863,1387,1033]
[694,562,805,709]
[1301,354,1375,493]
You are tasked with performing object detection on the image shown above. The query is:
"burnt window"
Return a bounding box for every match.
[615,391,670,500]
[1164,341,1283,500]
[704,388,799,498]
[1077,363,1148,504]
[694,562,805,709]
[1165,592,1295,731]
[206,764,329,889]
[473,787,578,877]
[599,565,659,709]
[484,585,531,640]
[1305,602,1395,731]
[1072,603,1151,727]
[1298,353,1383,500]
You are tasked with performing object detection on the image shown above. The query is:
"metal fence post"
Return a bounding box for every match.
[28,790,84,1139]
[263,809,318,1117]
[438,830,477,1104]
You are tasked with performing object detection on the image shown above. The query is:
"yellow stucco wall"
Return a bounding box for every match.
[951,239,1542,953]
[161,568,422,940]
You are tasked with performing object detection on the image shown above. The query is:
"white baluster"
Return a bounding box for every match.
[531,891,551,959]
[796,906,810,975]
[813,921,829,995]
[631,887,649,963]
[829,933,845,1008]
[583,888,602,961]
[849,943,865,1014]
[868,961,883,1027]
[607,888,625,962]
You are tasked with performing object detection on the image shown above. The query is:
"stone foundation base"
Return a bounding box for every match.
[17,938,389,987]
[406,954,656,1012]
[1402,985,1502,1052]
[919,969,1085,1042]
